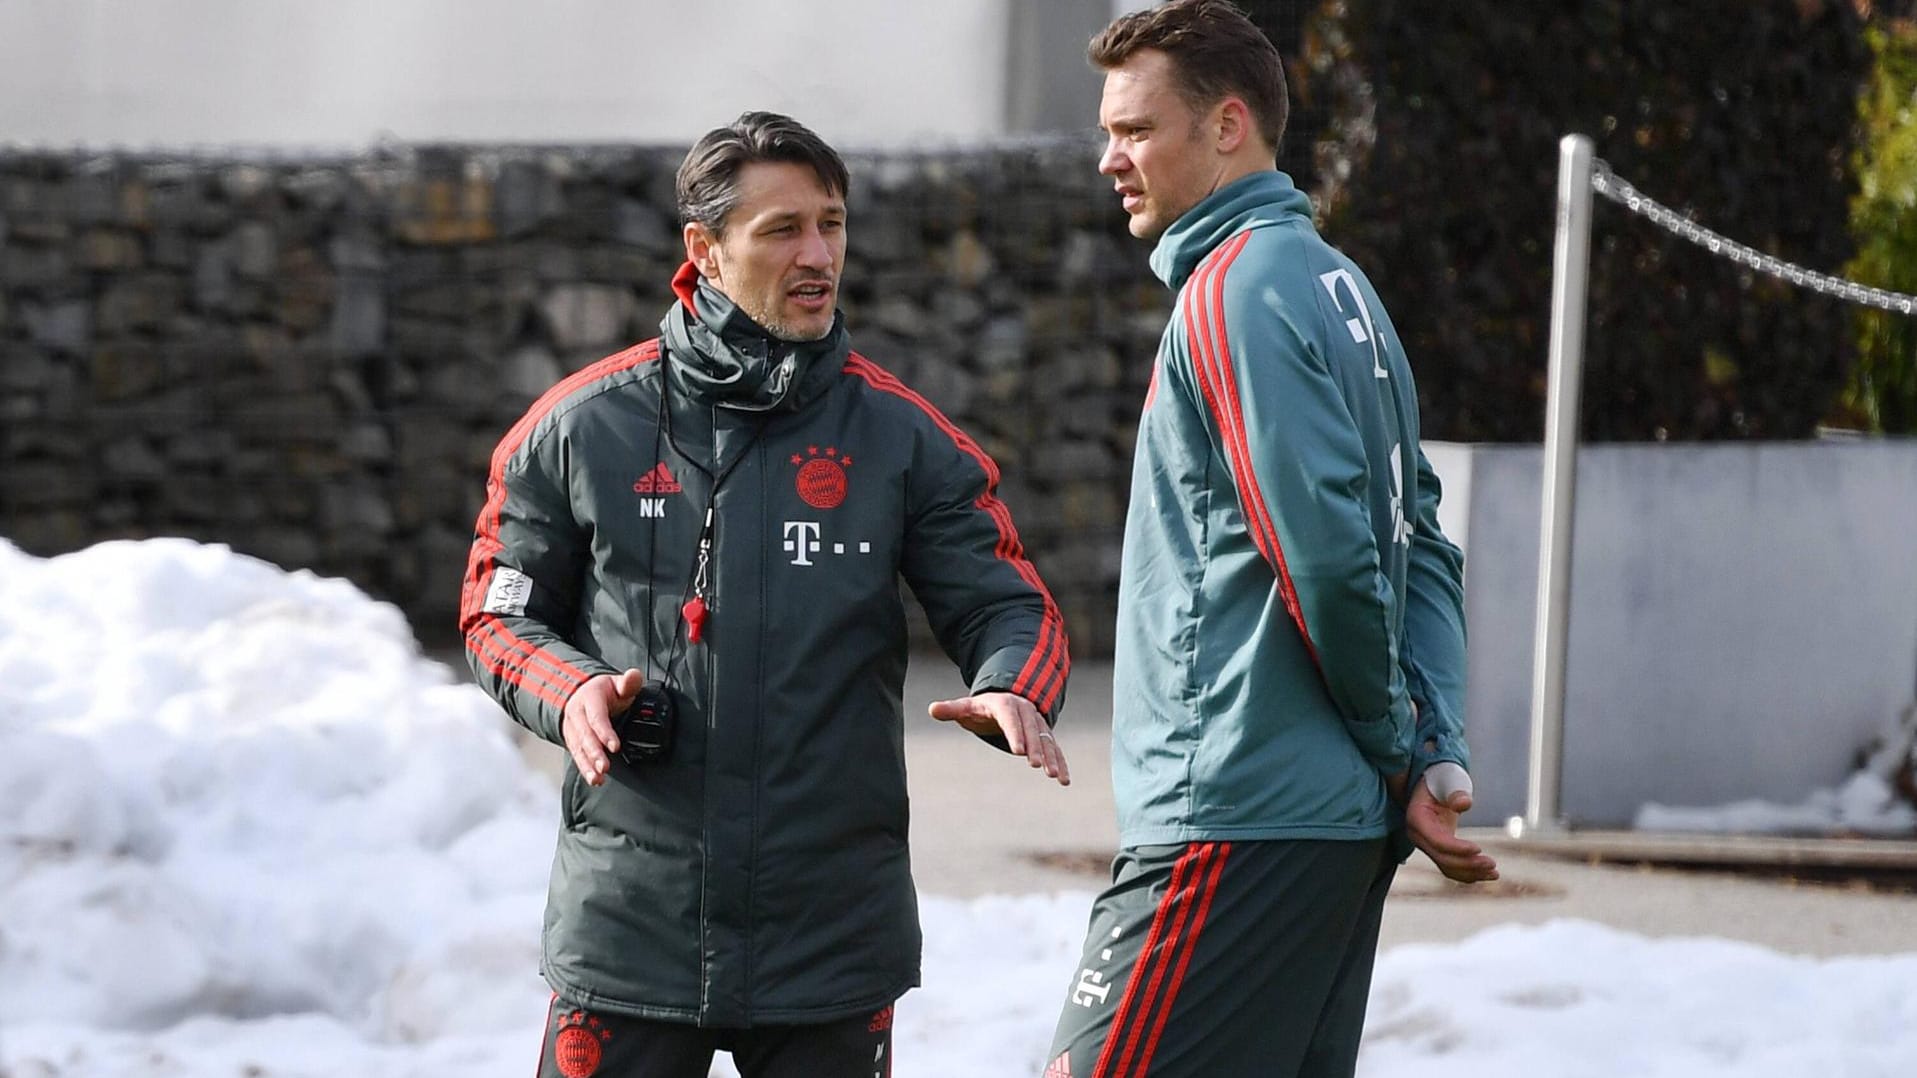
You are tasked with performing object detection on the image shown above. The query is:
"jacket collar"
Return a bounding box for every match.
[661,261,846,413]
[1148,170,1314,290]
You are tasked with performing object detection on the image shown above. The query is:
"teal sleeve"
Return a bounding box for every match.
[1205,270,1411,773]
[1400,446,1471,785]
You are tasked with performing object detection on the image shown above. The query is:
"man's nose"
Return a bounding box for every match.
[1098,137,1126,177]
[795,227,833,269]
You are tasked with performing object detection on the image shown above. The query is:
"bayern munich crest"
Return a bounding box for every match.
[789,444,852,510]
[553,1009,612,1078]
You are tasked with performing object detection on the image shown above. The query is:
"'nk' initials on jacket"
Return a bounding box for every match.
[1112,170,1472,848]
[459,265,1069,1026]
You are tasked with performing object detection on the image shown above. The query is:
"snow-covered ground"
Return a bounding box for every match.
[3,538,1915,1077]
[1637,772,1917,836]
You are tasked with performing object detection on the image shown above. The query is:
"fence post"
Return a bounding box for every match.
[1513,134,1595,838]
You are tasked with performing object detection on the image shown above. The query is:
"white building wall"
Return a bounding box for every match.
[0,0,1047,149]
[1428,440,1917,827]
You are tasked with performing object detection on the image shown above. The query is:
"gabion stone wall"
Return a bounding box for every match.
[0,144,1165,656]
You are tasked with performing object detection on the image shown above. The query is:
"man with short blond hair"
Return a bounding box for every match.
[1045,3,1497,1075]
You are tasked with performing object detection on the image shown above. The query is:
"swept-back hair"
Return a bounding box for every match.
[675,111,850,234]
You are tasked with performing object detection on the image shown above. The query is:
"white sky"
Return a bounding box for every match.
[2,537,1915,1077]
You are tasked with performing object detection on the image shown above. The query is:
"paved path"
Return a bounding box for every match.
[899,659,1917,958]
[482,649,1917,959]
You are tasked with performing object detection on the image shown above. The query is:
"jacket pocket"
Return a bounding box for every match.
[560,763,583,830]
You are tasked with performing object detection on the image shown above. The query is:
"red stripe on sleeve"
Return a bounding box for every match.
[842,354,1070,714]
[458,339,661,699]
[1184,241,1270,558]
[468,617,580,710]
[1194,235,1277,551]
[1184,234,1321,665]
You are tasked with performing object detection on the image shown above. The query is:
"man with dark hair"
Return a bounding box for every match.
[461,110,1071,1078]
[1045,3,1497,1076]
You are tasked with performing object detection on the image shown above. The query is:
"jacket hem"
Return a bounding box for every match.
[542,967,918,1027]
[1118,820,1387,846]
[730,980,916,1026]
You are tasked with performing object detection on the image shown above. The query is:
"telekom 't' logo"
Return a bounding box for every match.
[782,521,822,566]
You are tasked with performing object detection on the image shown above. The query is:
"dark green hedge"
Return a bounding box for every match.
[1844,17,1917,434]
[1295,0,1870,442]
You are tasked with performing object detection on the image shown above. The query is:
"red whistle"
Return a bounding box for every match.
[681,596,708,644]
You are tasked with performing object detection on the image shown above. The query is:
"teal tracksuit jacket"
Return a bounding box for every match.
[1112,170,1471,847]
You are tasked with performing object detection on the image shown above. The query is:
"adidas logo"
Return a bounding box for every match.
[633,462,683,495]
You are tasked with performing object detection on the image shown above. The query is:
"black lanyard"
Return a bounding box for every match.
[654,362,763,658]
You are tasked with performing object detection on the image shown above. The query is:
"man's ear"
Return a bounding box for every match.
[1214,97,1252,156]
[683,221,721,280]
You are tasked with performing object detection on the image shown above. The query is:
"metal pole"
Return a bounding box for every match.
[1512,134,1595,838]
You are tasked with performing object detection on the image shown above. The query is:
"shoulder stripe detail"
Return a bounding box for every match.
[1183,232,1321,665]
[842,353,1070,714]
[458,339,662,698]
[486,338,663,489]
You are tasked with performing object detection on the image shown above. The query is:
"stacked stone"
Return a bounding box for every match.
[0,142,1163,657]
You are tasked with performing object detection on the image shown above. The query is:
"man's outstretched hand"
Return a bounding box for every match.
[927,691,1070,786]
[1404,772,1499,883]
[563,669,645,786]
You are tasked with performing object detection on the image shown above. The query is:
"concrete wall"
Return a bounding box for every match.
[0,0,1121,149]
[1428,441,1917,826]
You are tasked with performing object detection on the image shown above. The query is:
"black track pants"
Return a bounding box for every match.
[1045,838,1394,1078]
[535,995,896,1078]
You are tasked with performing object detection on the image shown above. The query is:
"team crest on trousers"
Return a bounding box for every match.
[789,444,852,509]
[552,1009,612,1078]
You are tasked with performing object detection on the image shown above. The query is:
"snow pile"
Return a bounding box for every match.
[0,538,556,1051]
[4,538,1916,1077]
[1637,704,1917,836]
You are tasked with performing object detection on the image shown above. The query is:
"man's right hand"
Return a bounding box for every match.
[1406,777,1500,884]
[563,669,645,786]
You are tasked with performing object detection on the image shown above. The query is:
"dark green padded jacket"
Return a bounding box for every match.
[460,266,1069,1026]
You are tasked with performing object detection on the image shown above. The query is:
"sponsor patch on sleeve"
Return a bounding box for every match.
[482,567,534,616]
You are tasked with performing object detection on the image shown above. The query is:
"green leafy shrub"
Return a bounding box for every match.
[1843,18,1917,434]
